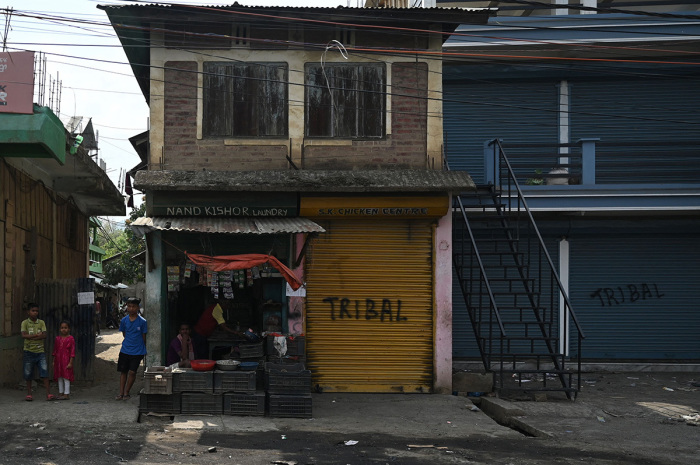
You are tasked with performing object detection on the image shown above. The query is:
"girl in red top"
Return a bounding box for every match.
[53,321,75,400]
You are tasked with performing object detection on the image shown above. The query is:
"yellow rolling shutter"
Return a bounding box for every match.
[305,220,434,393]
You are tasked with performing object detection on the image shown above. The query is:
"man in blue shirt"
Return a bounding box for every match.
[116,297,147,400]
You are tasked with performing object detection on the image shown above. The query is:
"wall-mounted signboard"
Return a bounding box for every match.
[0,51,34,114]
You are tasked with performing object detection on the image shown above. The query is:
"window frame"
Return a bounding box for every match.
[304,62,386,140]
[202,62,288,138]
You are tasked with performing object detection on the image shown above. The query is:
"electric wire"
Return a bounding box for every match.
[4,5,700,150]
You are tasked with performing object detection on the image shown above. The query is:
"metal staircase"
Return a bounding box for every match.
[452,140,585,400]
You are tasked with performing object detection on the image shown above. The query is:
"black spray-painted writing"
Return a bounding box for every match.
[323,297,407,322]
[590,283,664,307]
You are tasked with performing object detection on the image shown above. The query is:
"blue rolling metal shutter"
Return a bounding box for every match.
[443,79,559,184]
[569,235,700,360]
[570,77,700,184]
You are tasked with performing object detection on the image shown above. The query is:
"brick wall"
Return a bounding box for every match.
[163,61,288,171]
[161,60,428,171]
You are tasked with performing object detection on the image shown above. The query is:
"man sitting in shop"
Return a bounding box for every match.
[191,296,239,359]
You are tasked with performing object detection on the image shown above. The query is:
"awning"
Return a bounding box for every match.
[187,253,303,290]
[0,104,66,163]
[91,275,129,290]
[129,216,325,237]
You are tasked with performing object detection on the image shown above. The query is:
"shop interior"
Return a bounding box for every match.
[162,232,294,360]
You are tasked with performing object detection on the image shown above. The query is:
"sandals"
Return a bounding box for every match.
[46,394,57,401]
[115,394,124,400]
[122,394,131,400]
[25,395,33,402]
[57,395,69,401]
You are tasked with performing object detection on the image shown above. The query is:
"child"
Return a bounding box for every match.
[20,303,56,401]
[116,297,147,401]
[53,320,76,400]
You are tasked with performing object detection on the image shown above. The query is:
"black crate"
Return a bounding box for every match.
[180,393,223,415]
[213,370,256,394]
[223,391,265,416]
[143,367,173,395]
[266,336,305,356]
[265,369,312,394]
[264,362,305,372]
[239,342,264,359]
[138,390,180,414]
[267,394,312,418]
[173,370,214,393]
[266,355,307,366]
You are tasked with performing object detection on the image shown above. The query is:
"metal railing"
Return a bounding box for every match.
[451,140,585,398]
[452,191,506,369]
[488,139,585,395]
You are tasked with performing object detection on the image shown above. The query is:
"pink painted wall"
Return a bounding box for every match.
[287,234,307,336]
[434,206,453,393]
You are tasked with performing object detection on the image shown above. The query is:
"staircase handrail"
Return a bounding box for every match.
[455,194,507,337]
[490,139,586,339]
[446,159,506,337]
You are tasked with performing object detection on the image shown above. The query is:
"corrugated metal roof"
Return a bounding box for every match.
[134,169,475,192]
[130,216,325,237]
[100,4,489,12]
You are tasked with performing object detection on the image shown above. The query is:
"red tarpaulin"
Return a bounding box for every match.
[186,253,303,290]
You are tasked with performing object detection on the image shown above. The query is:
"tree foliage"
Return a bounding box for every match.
[103,203,146,285]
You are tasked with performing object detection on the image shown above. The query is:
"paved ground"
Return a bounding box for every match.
[1,329,698,464]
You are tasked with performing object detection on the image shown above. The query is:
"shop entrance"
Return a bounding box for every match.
[174,278,286,339]
[161,232,294,361]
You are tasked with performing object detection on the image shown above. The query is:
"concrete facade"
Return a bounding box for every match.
[103,4,490,393]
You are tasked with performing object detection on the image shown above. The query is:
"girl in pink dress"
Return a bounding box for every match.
[53,321,75,400]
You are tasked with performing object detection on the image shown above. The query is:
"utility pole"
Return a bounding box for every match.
[2,7,12,52]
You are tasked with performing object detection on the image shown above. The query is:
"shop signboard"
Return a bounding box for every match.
[0,51,34,114]
[299,195,449,218]
[149,191,298,217]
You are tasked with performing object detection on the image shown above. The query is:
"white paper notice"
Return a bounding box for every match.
[77,292,95,305]
[286,282,306,297]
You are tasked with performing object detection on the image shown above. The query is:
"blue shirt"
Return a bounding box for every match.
[119,314,148,355]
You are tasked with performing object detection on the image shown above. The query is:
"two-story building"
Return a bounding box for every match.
[101,3,492,393]
[442,6,700,368]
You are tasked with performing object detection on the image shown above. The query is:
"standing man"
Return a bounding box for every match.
[116,297,147,400]
[94,299,102,338]
[192,294,239,359]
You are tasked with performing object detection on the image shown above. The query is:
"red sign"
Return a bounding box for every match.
[0,51,34,114]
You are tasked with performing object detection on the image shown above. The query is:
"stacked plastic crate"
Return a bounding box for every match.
[238,340,265,389]
[266,335,306,366]
[139,366,180,414]
[264,334,312,418]
[174,369,220,415]
[265,362,312,417]
[216,368,264,416]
